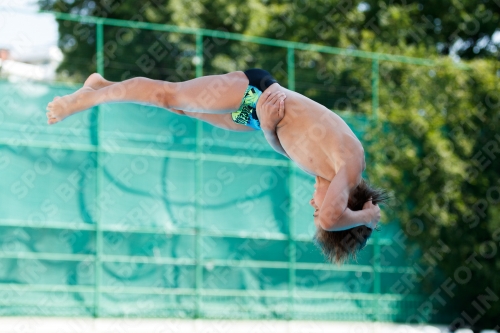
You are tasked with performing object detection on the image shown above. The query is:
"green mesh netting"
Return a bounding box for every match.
[0,80,421,321]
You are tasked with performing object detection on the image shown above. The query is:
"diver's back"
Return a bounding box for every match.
[274,88,364,180]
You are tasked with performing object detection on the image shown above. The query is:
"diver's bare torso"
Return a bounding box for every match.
[256,83,365,181]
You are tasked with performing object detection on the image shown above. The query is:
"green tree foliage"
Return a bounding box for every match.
[39,0,500,81]
[361,0,500,59]
[367,60,500,327]
[38,0,500,328]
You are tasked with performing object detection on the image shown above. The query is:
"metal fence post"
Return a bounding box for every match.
[287,47,295,92]
[194,32,204,318]
[287,46,296,319]
[371,58,381,321]
[94,19,104,318]
[371,59,379,122]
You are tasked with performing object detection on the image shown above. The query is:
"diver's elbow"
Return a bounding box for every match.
[318,211,342,231]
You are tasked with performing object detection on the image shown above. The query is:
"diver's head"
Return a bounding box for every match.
[311,177,389,264]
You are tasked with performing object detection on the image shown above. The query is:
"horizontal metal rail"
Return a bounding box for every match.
[0,283,422,301]
[0,218,400,246]
[40,11,440,66]
[0,137,289,167]
[0,302,413,315]
[0,250,414,274]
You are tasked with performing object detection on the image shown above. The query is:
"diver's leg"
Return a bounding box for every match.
[80,73,256,131]
[76,73,187,116]
[46,71,249,124]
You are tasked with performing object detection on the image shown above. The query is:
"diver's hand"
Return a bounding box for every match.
[363,200,381,229]
[260,91,286,132]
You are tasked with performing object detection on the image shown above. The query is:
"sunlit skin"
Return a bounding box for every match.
[309,175,380,230]
[260,84,381,231]
[46,71,381,231]
[310,176,326,225]
[309,176,380,229]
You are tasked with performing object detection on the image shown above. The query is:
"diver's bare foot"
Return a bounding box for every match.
[46,86,95,125]
[46,73,112,125]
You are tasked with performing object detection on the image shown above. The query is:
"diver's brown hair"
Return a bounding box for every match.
[314,179,389,264]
